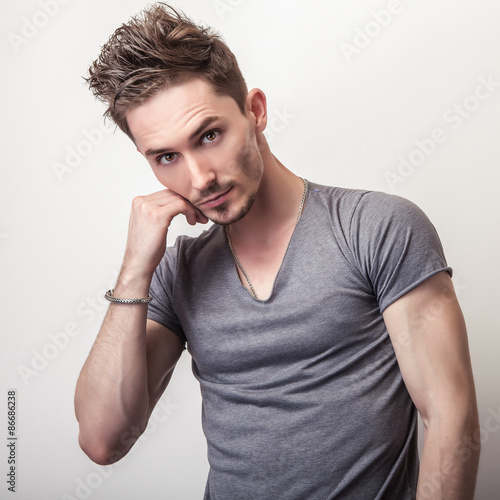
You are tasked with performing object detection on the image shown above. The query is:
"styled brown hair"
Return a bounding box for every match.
[86,3,248,138]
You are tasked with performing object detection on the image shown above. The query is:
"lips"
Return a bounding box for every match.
[200,188,232,208]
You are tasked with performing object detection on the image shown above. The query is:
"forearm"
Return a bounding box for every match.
[75,272,152,464]
[416,416,480,499]
[75,191,206,464]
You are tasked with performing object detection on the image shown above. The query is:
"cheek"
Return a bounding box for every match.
[237,136,263,181]
[151,166,170,187]
[222,131,255,176]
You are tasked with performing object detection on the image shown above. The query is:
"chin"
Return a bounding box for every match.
[209,192,256,226]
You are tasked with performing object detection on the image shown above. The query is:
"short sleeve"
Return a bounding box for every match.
[349,191,452,313]
[147,242,186,344]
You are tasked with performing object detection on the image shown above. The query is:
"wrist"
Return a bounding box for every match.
[114,266,154,297]
[105,289,152,304]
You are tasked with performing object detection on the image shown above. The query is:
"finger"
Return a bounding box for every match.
[193,206,209,224]
[137,191,209,226]
[184,205,209,226]
[141,188,180,203]
[163,198,201,226]
[162,193,209,225]
[143,190,206,221]
[182,206,198,226]
[196,212,209,224]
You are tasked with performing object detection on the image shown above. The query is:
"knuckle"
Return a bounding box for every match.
[132,195,144,209]
[170,198,188,212]
[133,196,158,220]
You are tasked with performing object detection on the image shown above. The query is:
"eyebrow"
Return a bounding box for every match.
[144,115,221,157]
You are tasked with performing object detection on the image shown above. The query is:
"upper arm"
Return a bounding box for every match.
[382,271,477,427]
[145,319,185,415]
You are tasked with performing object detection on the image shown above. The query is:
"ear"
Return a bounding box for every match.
[245,88,268,134]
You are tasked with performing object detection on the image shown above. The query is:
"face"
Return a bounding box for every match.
[126,78,265,225]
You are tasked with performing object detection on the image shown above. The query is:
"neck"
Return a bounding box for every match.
[228,136,305,243]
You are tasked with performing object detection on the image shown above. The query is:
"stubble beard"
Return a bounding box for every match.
[210,191,257,226]
[202,139,263,226]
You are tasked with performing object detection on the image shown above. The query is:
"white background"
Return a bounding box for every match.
[1,0,499,499]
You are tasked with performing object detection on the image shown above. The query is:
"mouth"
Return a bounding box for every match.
[200,187,232,208]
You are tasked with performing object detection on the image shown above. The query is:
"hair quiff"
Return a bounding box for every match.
[86,3,248,138]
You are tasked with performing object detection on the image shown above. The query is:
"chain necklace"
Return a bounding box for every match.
[224,178,308,300]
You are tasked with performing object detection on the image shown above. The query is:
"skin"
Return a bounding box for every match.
[383,272,480,499]
[74,77,479,497]
[130,79,266,227]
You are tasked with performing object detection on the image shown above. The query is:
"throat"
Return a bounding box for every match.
[224,178,308,300]
[225,226,295,300]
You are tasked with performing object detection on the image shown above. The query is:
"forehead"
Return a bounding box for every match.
[126,78,243,149]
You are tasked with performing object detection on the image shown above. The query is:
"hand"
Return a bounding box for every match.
[120,189,208,281]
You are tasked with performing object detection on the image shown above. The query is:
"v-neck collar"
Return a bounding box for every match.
[223,180,310,303]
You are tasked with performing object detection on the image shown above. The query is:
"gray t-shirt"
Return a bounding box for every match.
[148,182,452,499]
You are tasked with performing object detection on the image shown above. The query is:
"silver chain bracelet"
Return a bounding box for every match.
[104,289,153,304]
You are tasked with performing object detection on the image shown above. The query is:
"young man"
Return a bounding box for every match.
[75,4,480,499]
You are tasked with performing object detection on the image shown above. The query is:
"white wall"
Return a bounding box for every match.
[1,1,499,498]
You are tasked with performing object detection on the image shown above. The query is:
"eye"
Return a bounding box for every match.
[157,152,178,166]
[201,130,220,144]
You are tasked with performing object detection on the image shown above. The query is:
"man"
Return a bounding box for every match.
[74,4,480,499]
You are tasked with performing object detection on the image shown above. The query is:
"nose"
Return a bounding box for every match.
[186,154,216,192]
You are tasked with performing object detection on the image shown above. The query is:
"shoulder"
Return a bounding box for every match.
[351,190,434,234]
[170,223,221,252]
[307,181,368,208]
[307,181,424,228]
